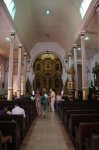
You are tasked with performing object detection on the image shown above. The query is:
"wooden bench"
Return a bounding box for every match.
[57,100,99,116]
[89,134,99,150]
[0,115,25,143]
[76,122,99,150]
[68,114,99,146]
[0,121,20,150]
[61,105,99,124]
[64,109,99,129]
[0,104,35,129]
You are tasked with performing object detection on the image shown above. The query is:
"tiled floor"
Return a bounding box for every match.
[20,112,75,150]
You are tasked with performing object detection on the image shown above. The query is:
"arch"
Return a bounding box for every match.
[31,51,65,68]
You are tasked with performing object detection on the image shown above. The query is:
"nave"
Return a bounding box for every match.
[20,112,75,150]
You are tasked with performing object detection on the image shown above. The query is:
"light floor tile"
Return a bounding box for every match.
[20,112,75,150]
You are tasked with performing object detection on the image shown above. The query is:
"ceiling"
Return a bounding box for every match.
[0,0,98,60]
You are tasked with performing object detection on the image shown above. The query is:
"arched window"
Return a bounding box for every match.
[80,0,92,19]
[3,0,16,20]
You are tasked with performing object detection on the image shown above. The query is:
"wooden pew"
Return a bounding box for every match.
[57,100,99,115]
[61,106,99,124]
[0,104,35,129]
[64,109,99,129]
[76,122,99,150]
[59,101,97,110]
[0,121,20,150]
[89,134,99,150]
[68,114,99,146]
[0,115,25,143]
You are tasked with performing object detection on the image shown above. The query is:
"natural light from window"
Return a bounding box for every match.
[3,0,16,20]
[80,0,92,19]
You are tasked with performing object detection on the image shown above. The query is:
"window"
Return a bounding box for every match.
[3,0,16,20]
[80,0,92,19]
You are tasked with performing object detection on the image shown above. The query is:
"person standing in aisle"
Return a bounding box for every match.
[41,88,47,118]
[35,90,42,117]
[56,91,62,103]
[50,88,55,112]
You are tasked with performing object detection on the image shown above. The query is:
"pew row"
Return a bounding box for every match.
[76,122,99,150]
[68,114,99,146]
[0,121,20,150]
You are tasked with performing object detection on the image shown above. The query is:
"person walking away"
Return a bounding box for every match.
[41,89,47,118]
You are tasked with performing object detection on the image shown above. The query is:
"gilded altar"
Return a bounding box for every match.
[33,53,62,92]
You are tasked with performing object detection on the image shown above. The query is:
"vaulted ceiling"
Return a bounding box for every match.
[0,0,98,60]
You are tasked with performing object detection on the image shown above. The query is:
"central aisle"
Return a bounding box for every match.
[20,112,75,150]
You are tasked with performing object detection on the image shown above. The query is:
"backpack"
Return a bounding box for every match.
[41,95,46,105]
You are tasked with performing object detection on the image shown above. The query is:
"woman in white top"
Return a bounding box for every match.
[56,91,62,103]
[50,88,55,112]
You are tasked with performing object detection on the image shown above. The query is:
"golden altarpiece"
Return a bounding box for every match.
[33,54,62,92]
[67,69,75,91]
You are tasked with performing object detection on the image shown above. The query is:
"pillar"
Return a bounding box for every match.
[23,53,27,96]
[17,44,22,99]
[80,31,88,100]
[8,31,16,101]
[68,53,72,81]
[95,1,99,51]
[73,44,78,99]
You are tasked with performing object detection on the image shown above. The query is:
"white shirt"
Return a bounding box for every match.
[50,91,55,101]
[12,106,26,118]
[31,96,35,100]
[61,90,63,96]
[44,93,48,99]
[32,90,35,95]
[56,95,62,101]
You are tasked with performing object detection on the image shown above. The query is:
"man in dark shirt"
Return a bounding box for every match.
[0,105,11,115]
[0,110,7,115]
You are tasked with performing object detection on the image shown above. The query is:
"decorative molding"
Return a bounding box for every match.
[72,44,77,48]
[67,53,72,57]
[80,31,86,37]
[18,44,23,48]
[10,30,16,36]
[23,53,27,57]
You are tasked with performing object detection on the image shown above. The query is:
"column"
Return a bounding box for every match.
[68,53,72,81]
[80,31,87,100]
[62,66,67,92]
[95,1,99,51]
[8,31,16,101]
[23,53,27,96]
[73,44,78,99]
[17,44,22,99]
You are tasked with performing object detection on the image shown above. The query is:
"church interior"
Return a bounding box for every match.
[0,0,99,150]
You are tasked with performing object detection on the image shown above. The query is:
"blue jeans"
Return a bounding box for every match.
[43,103,46,111]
